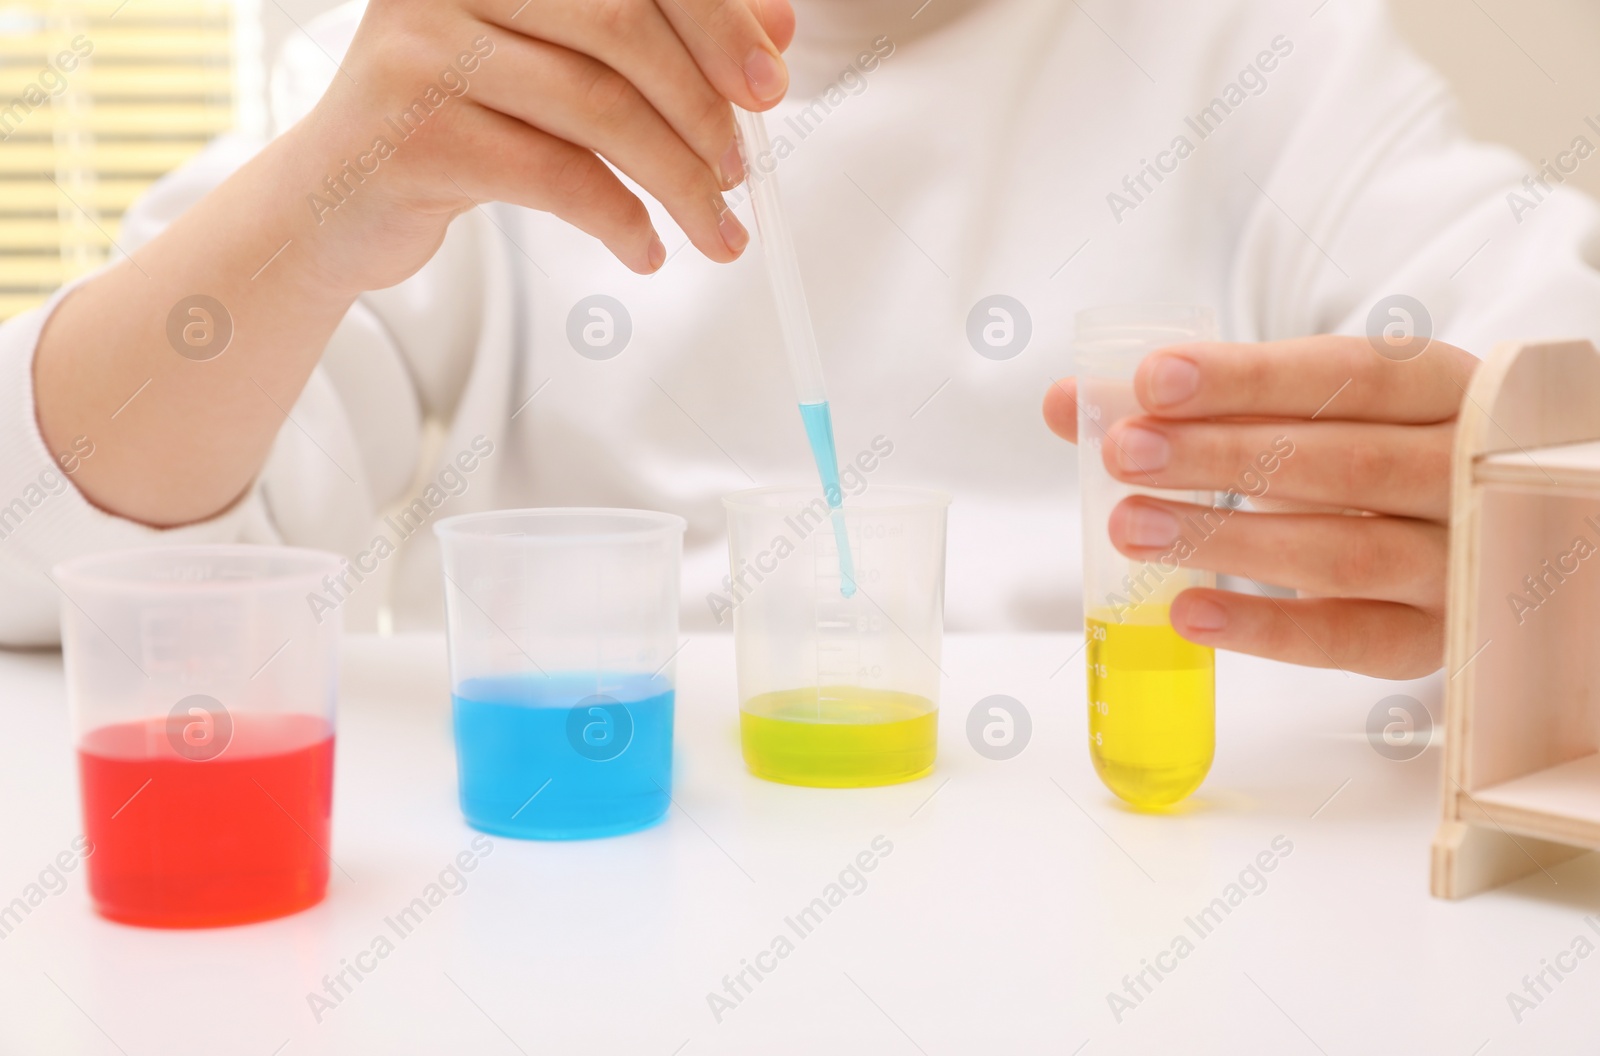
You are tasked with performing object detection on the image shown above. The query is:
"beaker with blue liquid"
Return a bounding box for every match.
[434,509,685,839]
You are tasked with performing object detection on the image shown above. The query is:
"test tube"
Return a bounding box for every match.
[1075,306,1218,808]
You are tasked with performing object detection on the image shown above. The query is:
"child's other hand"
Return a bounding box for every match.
[1043,337,1477,679]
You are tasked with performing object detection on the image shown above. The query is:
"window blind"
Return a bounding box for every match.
[0,0,247,320]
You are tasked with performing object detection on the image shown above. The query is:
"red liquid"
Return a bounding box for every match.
[78,713,335,928]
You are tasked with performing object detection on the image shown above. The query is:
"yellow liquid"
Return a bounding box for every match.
[740,686,937,788]
[1087,607,1214,808]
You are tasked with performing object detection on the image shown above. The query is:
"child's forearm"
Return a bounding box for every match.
[33,123,363,527]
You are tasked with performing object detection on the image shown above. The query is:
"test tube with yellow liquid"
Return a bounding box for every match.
[1076,306,1218,808]
[723,486,950,787]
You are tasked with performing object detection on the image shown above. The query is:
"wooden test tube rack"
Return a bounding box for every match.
[1432,337,1600,899]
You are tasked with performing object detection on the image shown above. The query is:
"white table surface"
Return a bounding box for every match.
[0,632,1594,1055]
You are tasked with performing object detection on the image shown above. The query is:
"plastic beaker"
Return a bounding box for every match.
[1076,305,1218,808]
[722,486,950,787]
[434,508,684,840]
[54,545,342,928]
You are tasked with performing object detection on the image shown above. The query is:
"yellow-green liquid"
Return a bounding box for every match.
[1087,607,1214,808]
[740,686,937,788]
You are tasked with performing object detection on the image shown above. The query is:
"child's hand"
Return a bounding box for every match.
[34,0,794,527]
[289,0,794,291]
[1043,337,1477,679]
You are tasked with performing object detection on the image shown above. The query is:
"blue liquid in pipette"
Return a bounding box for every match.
[452,673,673,840]
[798,400,857,598]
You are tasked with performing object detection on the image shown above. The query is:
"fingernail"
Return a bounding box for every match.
[719,141,745,189]
[743,48,786,102]
[1123,503,1179,549]
[1181,597,1227,634]
[1148,355,1200,407]
[1113,424,1169,472]
[646,234,666,272]
[718,202,748,255]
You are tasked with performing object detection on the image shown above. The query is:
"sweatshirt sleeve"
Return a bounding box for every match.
[1228,0,1600,355]
[0,8,412,648]
[0,0,497,647]
[0,135,331,647]
[0,136,435,647]
[0,267,268,647]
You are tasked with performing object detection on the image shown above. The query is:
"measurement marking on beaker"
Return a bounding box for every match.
[43,571,149,678]
[509,778,553,820]
[251,778,356,883]
[443,971,533,1056]
[109,778,152,820]
[816,637,864,685]
[42,971,131,1056]
[909,778,951,819]
[1080,394,1160,486]
[441,572,548,676]
[1048,777,1156,884]
[849,582,948,677]
[1309,776,1352,819]
[248,637,293,681]
[651,779,756,884]
[842,972,931,1056]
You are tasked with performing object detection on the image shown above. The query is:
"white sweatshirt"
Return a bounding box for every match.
[3,0,1599,645]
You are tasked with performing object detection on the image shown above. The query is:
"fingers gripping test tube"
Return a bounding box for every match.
[732,107,855,597]
[1075,306,1218,808]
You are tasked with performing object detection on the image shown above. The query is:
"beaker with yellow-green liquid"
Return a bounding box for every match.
[1076,306,1218,808]
[722,485,950,788]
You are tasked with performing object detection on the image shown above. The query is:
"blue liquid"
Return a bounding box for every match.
[798,400,857,597]
[452,672,673,840]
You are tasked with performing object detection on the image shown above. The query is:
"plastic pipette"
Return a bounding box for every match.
[733,107,856,598]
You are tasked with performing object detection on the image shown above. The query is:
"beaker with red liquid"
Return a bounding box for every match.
[55,546,342,928]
